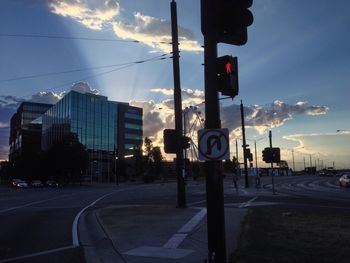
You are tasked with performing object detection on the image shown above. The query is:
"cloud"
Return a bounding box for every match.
[283,132,350,168]
[48,1,202,52]
[49,0,120,30]
[71,81,99,95]
[0,95,23,109]
[112,12,202,52]
[129,100,164,142]
[150,88,204,109]
[222,100,329,136]
[0,122,9,129]
[134,90,329,158]
[29,91,63,105]
[0,145,9,161]
[28,82,99,105]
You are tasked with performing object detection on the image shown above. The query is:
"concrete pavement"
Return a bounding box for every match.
[79,201,247,263]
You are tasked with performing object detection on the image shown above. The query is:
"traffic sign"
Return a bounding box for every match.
[198,128,230,161]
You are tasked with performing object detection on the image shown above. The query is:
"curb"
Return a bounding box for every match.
[79,208,125,263]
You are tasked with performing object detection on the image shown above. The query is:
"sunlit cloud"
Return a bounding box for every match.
[283,132,350,168]
[0,122,9,129]
[130,88,329,159]
[112,12,202,52]
[48,1,202,52]
[49,0,120,30]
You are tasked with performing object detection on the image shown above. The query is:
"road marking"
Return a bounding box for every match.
[238,196,258,208]
[178,208,207,233]
[187,199,206,206]
[240,189,249,195]
[163,234,187,249]
[0,195,70,214]
[72,185,143,247]
[163,208,207,249]
[0,245,74,263]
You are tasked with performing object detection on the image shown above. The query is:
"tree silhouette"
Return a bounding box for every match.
[46,133,88,184]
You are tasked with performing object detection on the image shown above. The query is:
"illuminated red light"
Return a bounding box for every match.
[225,62,232,74]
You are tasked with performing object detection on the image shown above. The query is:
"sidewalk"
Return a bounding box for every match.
[79,203,247,263]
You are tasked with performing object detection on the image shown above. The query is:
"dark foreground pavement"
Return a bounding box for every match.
[79,204,247,263]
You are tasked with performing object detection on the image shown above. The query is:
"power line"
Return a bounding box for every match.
[0,33,172,44]
[18,53,170,98]
[0,54,169,83]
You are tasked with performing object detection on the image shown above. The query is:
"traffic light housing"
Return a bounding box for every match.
[164,129,191,153]
[216,55,238,97]
[244,148,253,162]
[201,0,254,46]
[182,136,191,149]
[262,147,281,163]
[163,129,177,153]
[271,147,281,163]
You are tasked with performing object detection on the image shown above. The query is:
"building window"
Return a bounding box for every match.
[125,133,142,140]
[125,112,142,120]
[125,144,137,150]
[125,123,142,130]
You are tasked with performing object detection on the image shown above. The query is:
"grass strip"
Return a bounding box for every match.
[230,206,350,263]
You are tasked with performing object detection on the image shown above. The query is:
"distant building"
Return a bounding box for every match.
[41,90,143,182]
[8,102,53,179]
[9,102,53,165]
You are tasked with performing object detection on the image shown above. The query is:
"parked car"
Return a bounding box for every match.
[339,174,350,187]
[31,180,44,188]
[46,180,59,187]
[11,179,28,188]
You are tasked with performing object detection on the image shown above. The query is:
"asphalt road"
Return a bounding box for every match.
[0,174,349,262]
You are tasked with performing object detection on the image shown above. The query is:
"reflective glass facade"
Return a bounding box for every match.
[9,102,53,162]
[42,91,117,152]
[41,91,143,182]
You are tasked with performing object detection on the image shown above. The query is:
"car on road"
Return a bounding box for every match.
[46,180,59,187]
[339,174,350,187]
[11,179,28,188]
[31,180,44,188]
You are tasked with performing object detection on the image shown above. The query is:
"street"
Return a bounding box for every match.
[0,174,349,262]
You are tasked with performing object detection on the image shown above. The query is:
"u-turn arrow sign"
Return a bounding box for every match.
[198,128,230,161]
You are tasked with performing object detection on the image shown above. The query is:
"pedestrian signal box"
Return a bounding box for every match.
[216,55,238,97]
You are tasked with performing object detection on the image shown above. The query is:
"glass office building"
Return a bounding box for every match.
[9,102,53,164]
[42,90,143,182]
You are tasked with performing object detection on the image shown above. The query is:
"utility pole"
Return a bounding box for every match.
[309,155,312,167]
[254,140,258,173]
[292,149,295,172]
[203,29,226,263]
[200,0,254,261]
[240,100,249,188]
[303,156,306,171]
[171,0,186,208]
[269,130,276,195]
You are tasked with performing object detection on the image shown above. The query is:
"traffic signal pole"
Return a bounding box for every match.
[240,100,249,188]
[171,0,186,208]
[204,34,227,263]
[269,130,276,195]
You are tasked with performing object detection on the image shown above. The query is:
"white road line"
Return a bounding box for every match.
[72,185,142,247]
[0,245,74,263]
[325,181,339,189]
[187,199,206,207]
[162,208,207,249]
[0,195,70,214]
[238,196,258,208]
[178,208,207,233]
[163,234,187,249]
[240,189,249,195]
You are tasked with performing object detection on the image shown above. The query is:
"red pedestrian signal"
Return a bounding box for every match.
[225,62,232,74]
[216,55,238,97]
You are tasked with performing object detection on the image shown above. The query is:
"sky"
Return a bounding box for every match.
[0,0,349,170]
